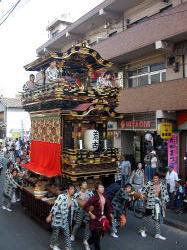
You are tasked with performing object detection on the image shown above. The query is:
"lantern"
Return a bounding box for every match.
[145,133,153,141]
[84,130,99,151]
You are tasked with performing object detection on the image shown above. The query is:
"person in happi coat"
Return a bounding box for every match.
[84,183,113,250]
[2,169,22,212]
[71,181,93,250]
[111,183,133,238]
[46,184,78,250]
[0,144,5,175]
[140,173,169,240]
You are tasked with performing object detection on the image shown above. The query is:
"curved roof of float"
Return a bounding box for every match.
[24,45,112,71]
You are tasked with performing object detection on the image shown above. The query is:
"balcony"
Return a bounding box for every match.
[116,78,187,114]
[93,2,187,63]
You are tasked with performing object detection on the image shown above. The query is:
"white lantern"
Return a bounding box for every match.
[84,130,99,151]
[145,133,153,141]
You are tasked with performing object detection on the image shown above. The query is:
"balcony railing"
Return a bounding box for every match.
[21,81,120,106]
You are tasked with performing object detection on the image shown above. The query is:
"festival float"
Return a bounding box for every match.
[21,44,120,227]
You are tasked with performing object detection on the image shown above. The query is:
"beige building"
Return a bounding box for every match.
[36,0,187,179]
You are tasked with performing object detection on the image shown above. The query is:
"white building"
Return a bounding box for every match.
[0,97,31,139]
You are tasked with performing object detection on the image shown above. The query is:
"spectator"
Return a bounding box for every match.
[144,151,152,181]
[15,138,21,157]
[165,165,179,209]
[0,145,4,175]
[131,162,145,192]
[120,156,131,187]
[174,180,184,213]
[150,150,158,179]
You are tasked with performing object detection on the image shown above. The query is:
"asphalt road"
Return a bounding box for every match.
[0,172,187,250]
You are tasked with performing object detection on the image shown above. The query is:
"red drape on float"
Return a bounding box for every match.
[22,140,61,177]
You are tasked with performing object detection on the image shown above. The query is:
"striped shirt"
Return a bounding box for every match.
[0,150,4,168]
[3,171,19,198]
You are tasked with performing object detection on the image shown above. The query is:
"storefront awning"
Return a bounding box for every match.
[22,141,61,177]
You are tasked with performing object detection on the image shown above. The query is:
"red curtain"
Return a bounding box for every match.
[22,140,61,177]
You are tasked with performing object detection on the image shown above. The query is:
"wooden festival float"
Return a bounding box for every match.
[20,45,120,227]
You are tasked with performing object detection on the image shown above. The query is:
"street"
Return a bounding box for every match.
[0,174,187,250]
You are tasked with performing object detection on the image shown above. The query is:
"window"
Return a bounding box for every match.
[128,63,166,88]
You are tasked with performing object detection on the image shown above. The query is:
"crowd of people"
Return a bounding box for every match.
[46,172,172,250]
[119,151,187,214]
[45,148,187,250]
[0,137,30,211]
[1,143,187,250]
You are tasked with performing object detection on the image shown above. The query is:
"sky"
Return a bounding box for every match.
[0,0,104,97]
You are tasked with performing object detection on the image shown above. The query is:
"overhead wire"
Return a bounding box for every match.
[0,0,21,26]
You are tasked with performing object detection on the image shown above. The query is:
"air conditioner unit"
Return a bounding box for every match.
[155,40,167,50]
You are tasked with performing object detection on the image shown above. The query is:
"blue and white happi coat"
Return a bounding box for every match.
[50,192,78,229]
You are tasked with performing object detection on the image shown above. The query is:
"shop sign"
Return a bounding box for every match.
[160,122,172,139]
[119,113,156,130]
[84,130,99,151]
[168,134,179,173]
[120,120,153,130]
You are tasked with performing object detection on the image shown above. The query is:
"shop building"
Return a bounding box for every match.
[34,0,187,178]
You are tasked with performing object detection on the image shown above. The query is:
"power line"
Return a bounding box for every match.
[0,0,21,26]
[0,2,17,22]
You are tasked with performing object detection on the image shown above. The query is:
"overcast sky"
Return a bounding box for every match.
[0,0,103,97]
